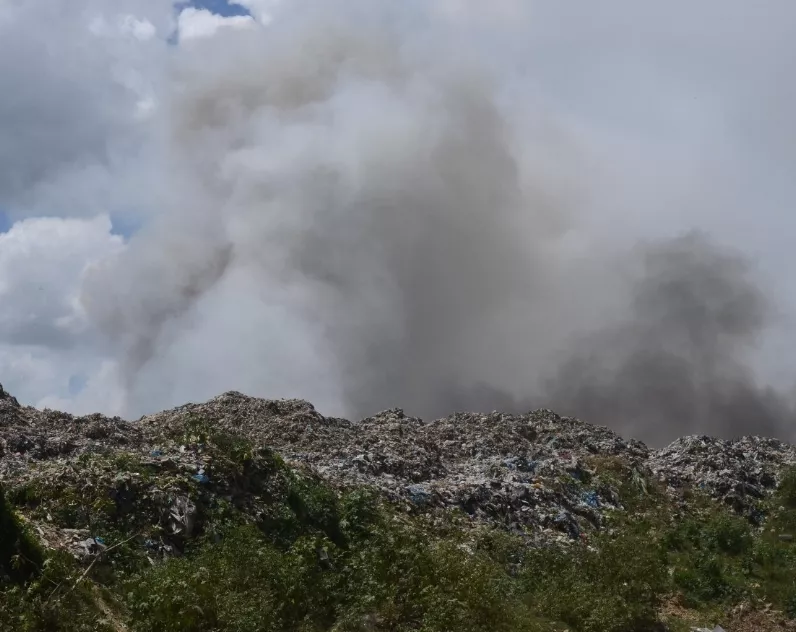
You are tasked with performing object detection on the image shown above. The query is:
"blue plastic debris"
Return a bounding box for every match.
[193,473,210,484]
[503,457,518,470]
[406,484,431,506]
[94,536,106,545]
[150,449,163,457]
[583,491,600,508]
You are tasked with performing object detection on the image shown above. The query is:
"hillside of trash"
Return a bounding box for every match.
[2,383,796,631]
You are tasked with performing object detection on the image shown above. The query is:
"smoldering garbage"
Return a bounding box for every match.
[2,383,795,562]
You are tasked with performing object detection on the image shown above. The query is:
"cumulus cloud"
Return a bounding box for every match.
[2,0,796,446]
[0,216,124,346]
[89,14,158,41]
[0,215,125,413]
[0,0,171,217]
[177,7,255,40]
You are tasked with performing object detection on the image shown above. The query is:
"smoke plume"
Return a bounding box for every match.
[545,233,795,445]
[74,0,795,445]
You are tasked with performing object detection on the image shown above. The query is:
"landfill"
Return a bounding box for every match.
[650,434,796,520]
[2,384,796,559]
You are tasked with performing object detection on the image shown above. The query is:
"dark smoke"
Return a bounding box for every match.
[544,232,795,445]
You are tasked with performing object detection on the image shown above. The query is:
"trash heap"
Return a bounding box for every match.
[649,434,796,521]
[142,392,653,545]
[2,385,796,559]
[0,387,141,481]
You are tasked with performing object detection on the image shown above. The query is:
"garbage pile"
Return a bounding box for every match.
[2,384,796,557]
[142,393,653,543]
[0,389,141,481]
[649,435,796,520]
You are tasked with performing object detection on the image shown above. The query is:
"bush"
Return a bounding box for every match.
[2,484,109,630]
[673,551,734,605]
[777,467,796,510]
[520,533,668,632]
[125,517,544,632]
[664,511,753,606]
[704,514,753,555]
[126,527,284,632]
[0,484,43,583]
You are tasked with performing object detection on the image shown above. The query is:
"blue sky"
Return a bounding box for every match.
[182,0,250,17]
[109,214,143,239]
[168,2,252,45]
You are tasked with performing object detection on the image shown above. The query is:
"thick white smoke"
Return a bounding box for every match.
[3,0,796,445]
[81,0,586,419]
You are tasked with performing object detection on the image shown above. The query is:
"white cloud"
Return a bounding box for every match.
[0,345,125,417]
[0,0,171,218]
[121,14,157,40]
[0,215,125,412]
[178,7,255,41]
[35,360,126,416]
[0,215,125,344]
[89,14,157,41]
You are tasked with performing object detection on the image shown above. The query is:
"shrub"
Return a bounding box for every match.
[0,484,43,583]
[673,551,734,605]
[777,467,796,510]
[126,527,284,632]
[704,514,753,555]
[520,533,668,632]
[125,496,549,632]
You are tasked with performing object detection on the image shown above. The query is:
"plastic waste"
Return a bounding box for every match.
[583,491,600,508]
[406,484,431,506]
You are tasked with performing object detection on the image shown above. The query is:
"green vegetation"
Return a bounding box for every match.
[0,484,43,584]
[1,483,106,631]
[3,425,796,631]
